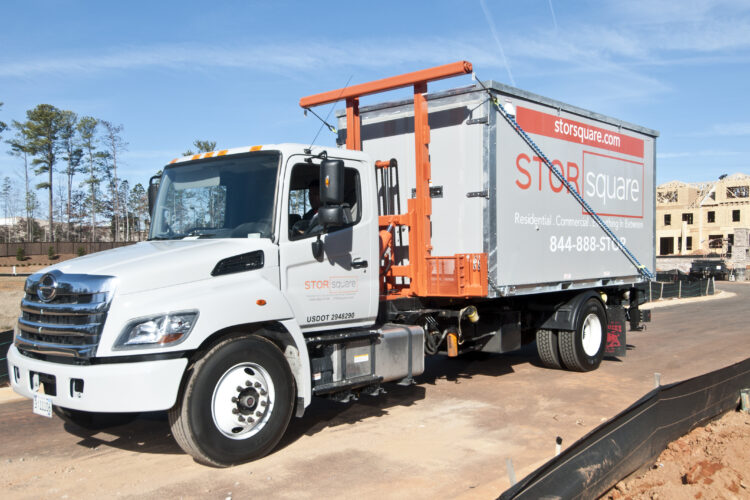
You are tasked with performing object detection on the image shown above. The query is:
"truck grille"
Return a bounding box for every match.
[15,271,116,361]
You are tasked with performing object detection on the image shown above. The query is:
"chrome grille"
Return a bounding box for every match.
[16,271,116,360]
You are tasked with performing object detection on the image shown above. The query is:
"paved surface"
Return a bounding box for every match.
[1,283,749,499]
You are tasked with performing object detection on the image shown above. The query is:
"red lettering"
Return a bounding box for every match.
[549,160,564,193]
[533,156,544,191]
[515,153,531,190]
[566,162,580,194]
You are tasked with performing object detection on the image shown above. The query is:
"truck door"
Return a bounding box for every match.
[279,156,378,331]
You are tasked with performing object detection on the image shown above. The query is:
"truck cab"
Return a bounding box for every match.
[8,144,387,465]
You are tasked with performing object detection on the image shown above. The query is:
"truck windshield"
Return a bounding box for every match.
[149,152,280,240]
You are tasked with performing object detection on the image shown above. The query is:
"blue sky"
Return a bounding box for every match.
[1,0,749,198]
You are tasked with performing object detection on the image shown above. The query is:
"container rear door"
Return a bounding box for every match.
[494,99,655,288]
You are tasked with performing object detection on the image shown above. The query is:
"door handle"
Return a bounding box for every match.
[351,258,368,269]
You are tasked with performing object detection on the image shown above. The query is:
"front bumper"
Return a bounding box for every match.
[7,345,188,413]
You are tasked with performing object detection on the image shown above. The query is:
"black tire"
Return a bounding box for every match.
[559,298,607,372]
[536,329,563,369]
[168,335,295,467]
[53,406,138,430]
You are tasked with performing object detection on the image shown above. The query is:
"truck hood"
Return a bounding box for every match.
[43,239,277,295]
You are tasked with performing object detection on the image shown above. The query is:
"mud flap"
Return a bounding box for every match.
[605,306,627,358]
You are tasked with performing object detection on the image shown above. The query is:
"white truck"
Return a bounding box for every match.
[7,62,655,466]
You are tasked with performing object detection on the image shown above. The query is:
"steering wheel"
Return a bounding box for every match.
[304,213,321,236]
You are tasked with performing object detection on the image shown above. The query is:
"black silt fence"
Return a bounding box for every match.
[637,277,714,301]
[499,357,750,499]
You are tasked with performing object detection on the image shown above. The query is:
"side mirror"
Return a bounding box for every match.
[148,175,160,217]
[318,206,345,227]
[320,159,344,205]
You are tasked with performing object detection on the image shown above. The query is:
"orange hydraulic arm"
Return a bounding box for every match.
[299,61,487,299]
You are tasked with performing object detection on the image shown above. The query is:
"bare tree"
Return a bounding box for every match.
[1,177,13,242]
[77,117,102,242]
[7,123,35,240]
[120,179,130,241]
[55,177,67,241]
[100,121,127,242]
[60,111,82,240]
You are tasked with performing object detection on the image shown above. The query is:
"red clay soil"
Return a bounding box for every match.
[603,410,750,499]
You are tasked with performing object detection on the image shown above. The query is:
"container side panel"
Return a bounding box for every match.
[347,95,487,262]
[494,97,655,288]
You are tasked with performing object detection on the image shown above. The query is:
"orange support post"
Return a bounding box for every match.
[345,98,361,150]
[411,82,431,296]
[299,61,488,299]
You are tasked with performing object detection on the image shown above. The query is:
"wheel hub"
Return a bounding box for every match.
[581,313,603,357]
[211,363,275,440]
[238,388,259,413]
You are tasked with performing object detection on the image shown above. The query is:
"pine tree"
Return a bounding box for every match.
[0,102,7,139]
[130,183,147,241]
[182,139,217,156]
[23,104,66,242]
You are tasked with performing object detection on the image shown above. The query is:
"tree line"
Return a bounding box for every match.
[0,99,217,245]
[0,101,149,243]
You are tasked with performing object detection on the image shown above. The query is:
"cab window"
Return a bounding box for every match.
[288,163,361,240]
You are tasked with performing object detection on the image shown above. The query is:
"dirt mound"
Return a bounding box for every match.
[604,410,750,499]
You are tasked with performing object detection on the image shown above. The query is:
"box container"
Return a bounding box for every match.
[338,81,657,297]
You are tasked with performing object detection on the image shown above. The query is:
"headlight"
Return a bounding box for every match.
[115,311,198,350]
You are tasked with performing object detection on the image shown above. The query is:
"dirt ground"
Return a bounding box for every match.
[0,277,26,330]
[603,410,750,499]
[0,254,77,329]
[1,282,749,499]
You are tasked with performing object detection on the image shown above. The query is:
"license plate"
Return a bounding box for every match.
[33,393,53,418]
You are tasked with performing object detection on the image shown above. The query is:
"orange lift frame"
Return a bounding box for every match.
[299,61,488,299]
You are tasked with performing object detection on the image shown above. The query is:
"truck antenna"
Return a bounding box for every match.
[305,75,353,151]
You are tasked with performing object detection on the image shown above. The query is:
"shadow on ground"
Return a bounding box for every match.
[29,343,542,460]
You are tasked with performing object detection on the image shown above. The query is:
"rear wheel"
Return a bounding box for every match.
[536,329,563,369]
[558,299,607,372]
[168,335,294,467]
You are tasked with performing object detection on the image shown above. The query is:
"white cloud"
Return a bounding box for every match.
[677,123,750,138]
[0,40,506,79]
[709,123,750,136]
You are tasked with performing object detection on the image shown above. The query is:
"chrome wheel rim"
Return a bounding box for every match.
[211,362,275,440]
[581,313,603,357]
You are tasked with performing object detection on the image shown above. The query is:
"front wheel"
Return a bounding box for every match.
[558,298,607,372]
[168,335,295,467]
